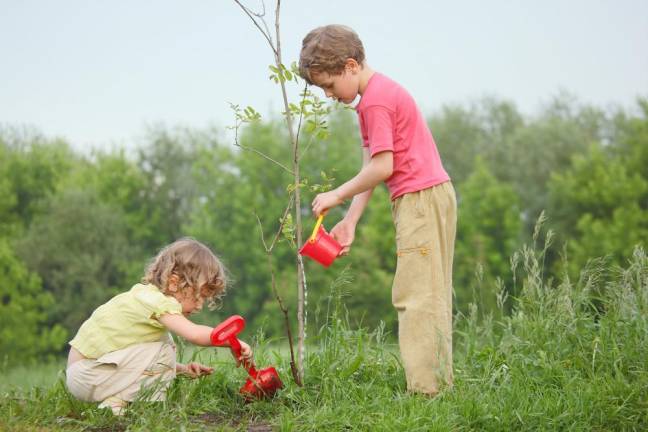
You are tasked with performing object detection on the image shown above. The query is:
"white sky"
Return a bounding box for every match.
[1,0,647,151]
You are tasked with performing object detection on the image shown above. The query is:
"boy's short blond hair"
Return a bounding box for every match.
[299,24,365,85]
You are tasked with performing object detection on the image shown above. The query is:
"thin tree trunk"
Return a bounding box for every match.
[272,0,306,382]
[233,0,307,382]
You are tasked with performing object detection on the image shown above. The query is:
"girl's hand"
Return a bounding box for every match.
[330,219,357,256]
[177,362,214,378]
[312,190,343,217]
[236,340,253,367]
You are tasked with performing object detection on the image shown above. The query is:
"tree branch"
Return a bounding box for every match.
[233,0,278,57]
[234,142,294,175]
[253,192,294,254]
[294,82,309,155]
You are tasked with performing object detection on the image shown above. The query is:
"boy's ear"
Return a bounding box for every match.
[344,58,361,73]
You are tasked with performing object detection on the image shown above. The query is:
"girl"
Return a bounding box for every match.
[66,238,252,415]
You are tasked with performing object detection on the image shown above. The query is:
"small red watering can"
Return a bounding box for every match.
[299,212,342,267]
[210,315,283,401]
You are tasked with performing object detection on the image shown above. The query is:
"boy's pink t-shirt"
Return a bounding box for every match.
[356,72,450,200]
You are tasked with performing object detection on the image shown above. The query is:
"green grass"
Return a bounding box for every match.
[2,242,647,431]
[0,361,65,394]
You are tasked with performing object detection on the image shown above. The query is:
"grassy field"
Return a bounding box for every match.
[1,242,647,431]
[1,361,65,394]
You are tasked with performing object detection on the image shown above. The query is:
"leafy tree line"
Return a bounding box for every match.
[0,95,646,366]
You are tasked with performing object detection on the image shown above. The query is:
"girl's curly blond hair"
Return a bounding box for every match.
[298,24,365,85]
[142,238,229,310]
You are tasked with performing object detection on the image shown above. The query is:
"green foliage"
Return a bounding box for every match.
[0,128,76,236]
[0,240,67,367]
[15,188,136,336]
[69,149,150,250]
[508,96,609,230]
[230,103,262,124]
[268,62,299,84]
[549,135,648,275]
[298,87,333,142]
[1,95,647,366]
[185,110,377,336]
[430,97,524,185]
[431,94,608,233]
[135,126,206,250]
[614,98,648,176]
[185,120,295,332]
[455,159,522,314]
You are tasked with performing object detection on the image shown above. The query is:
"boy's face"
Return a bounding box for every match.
[310,61,360,104]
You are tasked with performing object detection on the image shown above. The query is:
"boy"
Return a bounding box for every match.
[299,24,456,396]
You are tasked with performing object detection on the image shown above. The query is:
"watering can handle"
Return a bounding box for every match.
[229,337,242,355]
[229,337,257,375]
[309,211,327,243]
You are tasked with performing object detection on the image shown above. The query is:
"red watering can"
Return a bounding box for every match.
[299,212,342,267]
[210,315,283,400]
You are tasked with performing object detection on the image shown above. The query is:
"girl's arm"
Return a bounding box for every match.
[177,362,213,377]
[158,313,213,346]
[158,313,253,361]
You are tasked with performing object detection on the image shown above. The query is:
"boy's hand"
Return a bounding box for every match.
[177,362,214,378]
[236,340,253,367]
[312,190,343,217]
[330,220,356,256]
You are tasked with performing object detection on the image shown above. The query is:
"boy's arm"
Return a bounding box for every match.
[312,149,392,216]
[341,147,377,224]
[338,149,393,200]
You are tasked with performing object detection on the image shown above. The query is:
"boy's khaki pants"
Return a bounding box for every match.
[391,181,456,395]
[66,340,176,407]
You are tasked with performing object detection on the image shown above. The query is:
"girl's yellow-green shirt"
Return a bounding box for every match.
[69,283,183,359]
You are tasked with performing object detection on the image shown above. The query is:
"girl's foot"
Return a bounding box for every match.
[98,396,128,416]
